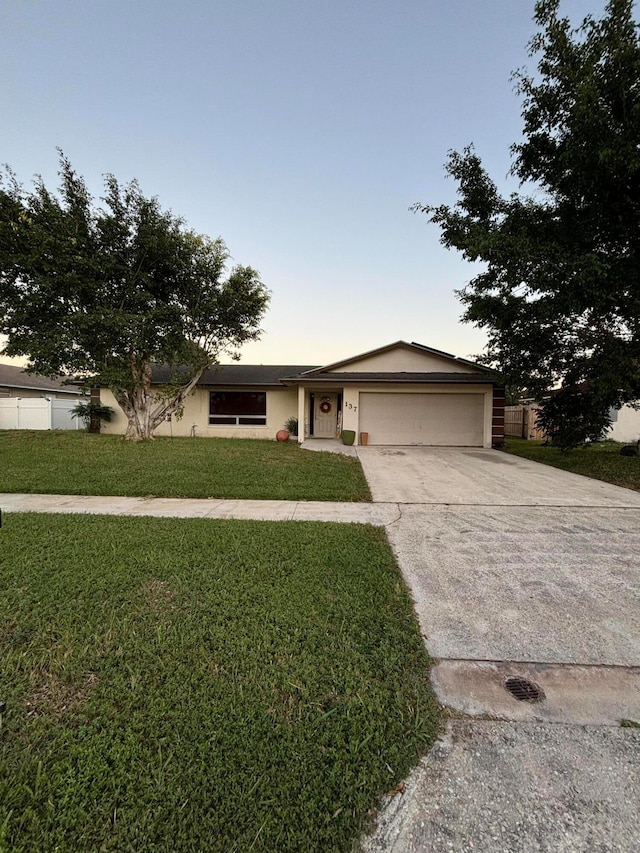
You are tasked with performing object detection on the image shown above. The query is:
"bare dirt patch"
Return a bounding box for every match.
[24,670,98,718]
[139,578,178,615]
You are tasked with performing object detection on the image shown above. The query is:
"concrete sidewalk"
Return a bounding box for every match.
[0,492,399,525]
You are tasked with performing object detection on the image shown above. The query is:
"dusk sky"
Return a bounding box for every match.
[1,0,603,366]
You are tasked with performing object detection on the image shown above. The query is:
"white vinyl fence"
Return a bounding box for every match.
[0,397,82,431]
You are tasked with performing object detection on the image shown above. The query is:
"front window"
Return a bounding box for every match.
[209,391,267,426]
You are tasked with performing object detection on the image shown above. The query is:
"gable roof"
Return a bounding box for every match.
[409,341,493,372]
[99,343,496,389]
[298,340,492,376]
[0,363,82,394]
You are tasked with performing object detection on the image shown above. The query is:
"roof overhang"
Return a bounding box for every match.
[281,372,498,386]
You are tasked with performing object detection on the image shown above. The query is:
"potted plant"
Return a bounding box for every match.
[284,416,299,437]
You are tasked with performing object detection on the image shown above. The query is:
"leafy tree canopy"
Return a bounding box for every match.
[535,384,613,449]
[415,0,640,446]
[0,154,269,438]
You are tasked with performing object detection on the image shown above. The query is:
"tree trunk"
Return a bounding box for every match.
[112,360,207,440]
[114,392,148,440]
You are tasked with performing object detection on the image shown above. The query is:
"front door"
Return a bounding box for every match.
[314,393,338,438]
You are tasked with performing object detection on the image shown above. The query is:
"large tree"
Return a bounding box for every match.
[415,0,640,444]
[0,155,269,439]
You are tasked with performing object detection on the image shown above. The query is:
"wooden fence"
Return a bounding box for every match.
[504,405,546,440]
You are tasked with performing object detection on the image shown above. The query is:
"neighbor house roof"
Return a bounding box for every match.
[0,363,81,394]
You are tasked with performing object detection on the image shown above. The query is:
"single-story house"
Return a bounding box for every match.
[98,341,505,447]
[0,363,84,431]
[0,363,82,399]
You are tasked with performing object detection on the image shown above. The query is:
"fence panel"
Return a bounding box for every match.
[0,397,81,430]
[504,406,524,437]
[52,398,81,430]
[524,405,546,440]
[16,398,51,430]
[0,399,18,429]
[504,404,547,440]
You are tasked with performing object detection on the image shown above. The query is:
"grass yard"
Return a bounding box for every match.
[0,514,439,852]
[0,431,371,501]
[503,438,640,491]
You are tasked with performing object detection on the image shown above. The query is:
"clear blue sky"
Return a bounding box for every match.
[1,0,603,366]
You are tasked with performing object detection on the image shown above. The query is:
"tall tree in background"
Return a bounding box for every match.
[415,0,640,446]
[0,155,269,439]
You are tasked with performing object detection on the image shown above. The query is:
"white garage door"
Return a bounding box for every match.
[359,392,485,446]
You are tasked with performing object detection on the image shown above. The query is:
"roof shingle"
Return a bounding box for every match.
[150,364,319,387]
[0,363,81,394]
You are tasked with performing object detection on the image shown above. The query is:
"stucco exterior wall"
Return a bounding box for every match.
[331,350,480,374]
[608,404,640,443]
[99,387,298,439]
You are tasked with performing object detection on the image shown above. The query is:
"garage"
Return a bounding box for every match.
[284,341,503,448]
[358,392,485,446]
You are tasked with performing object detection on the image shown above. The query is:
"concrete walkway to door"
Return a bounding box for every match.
[358,446,640,853]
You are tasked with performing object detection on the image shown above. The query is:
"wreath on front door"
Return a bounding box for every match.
[319,400,332,414]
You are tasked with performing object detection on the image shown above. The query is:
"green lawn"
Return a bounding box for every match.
[503,437,640,491]
[0,431,371,501]
[0,514,439,853]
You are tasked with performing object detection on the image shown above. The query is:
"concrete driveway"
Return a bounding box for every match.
[357,445,640,506]
[357,447,640,666]
[358,447,640,852]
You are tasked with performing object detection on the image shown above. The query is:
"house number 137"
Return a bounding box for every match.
[344,402,357,412]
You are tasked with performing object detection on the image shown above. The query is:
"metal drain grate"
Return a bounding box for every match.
[504,676,545,703]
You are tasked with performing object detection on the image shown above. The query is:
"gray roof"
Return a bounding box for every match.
[151,364,319,387]
[147,364,498,388]
[0,363,81,394]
